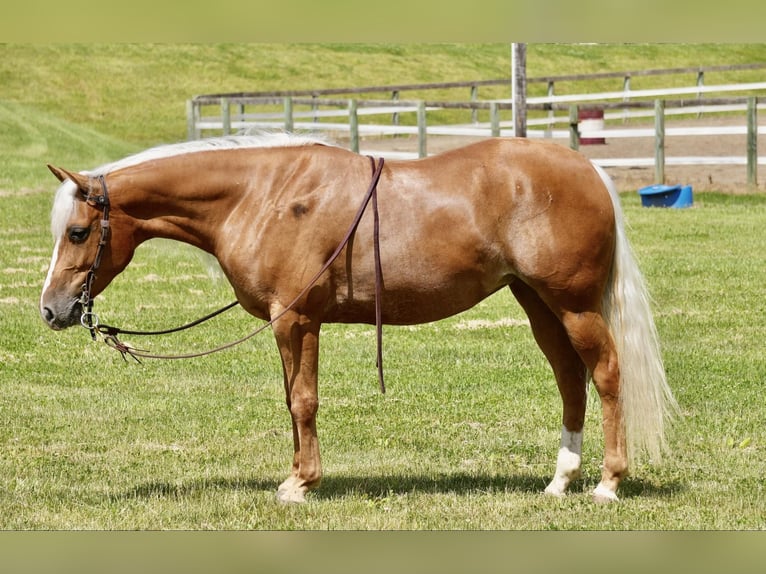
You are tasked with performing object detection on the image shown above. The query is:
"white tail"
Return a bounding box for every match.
[594,165,679,465]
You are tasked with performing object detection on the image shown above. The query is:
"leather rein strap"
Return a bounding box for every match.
[89,157,387,394]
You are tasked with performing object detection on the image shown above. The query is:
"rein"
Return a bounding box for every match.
[84,157,387,393]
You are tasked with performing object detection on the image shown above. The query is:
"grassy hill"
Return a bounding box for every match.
[2,43,765,190]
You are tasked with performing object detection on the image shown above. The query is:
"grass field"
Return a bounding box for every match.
[2,44,766,529]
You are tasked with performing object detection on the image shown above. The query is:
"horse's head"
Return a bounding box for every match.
[40,166,136,330]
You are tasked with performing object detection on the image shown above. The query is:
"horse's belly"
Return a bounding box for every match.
[328,274,507,326]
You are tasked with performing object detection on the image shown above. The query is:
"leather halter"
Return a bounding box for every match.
[79,174,111,340]
[87,157,388,393]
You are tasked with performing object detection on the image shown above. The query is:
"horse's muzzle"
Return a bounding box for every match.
[40,297,82,330]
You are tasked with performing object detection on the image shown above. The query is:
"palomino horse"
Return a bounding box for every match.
[40,134,677,503]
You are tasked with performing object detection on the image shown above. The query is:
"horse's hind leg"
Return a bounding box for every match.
[558,308,627,502]
[510,281,588,497]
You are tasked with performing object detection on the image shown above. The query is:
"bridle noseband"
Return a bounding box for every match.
[79,174,111,339]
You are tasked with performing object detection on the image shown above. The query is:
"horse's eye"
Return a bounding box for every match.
[68,226,91,244]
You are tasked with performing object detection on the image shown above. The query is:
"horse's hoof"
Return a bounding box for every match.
[276,489,306,504]
[543,484,567,498]
[276,476,307,504]
[592,483,619,503]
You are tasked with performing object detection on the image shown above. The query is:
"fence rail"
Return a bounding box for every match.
[187,64,766,188]
[191,63,766,103]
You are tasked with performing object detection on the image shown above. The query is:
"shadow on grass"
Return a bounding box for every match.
[119,472,683,502]
[316,473,684,501]
[314,472,546,499]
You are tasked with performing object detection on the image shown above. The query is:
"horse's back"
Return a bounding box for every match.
[387,137,612,226]
[386,137,616,279]
[333,138,617,323]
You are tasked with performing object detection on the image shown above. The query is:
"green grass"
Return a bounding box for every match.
[3,190,766,529]
[2,44,766,529]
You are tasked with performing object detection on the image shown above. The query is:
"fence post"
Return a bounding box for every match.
[697,70,705,118]
[622,75,631,124]
[348,99,359,153]
[654,99,665,184]
[512,43,527,138]
[568,105,579,150]
[417,100,427,158]
[221,98,231,136]
[283,96,294,133]
[546,81,555,135]
[392,90,399,128]
[186,99,197,140]
[470,84,479,124]
[490,102,500,137]
[747,96,758,189]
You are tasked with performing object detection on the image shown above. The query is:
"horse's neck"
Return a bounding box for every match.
[114,153,249,252]
[113,145,353,253]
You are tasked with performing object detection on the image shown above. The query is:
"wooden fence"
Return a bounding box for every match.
[186,63,766,188]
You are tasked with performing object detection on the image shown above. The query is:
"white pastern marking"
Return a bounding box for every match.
[544,426,583,497]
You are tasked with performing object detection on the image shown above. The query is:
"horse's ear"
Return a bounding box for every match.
[47,165,89,194]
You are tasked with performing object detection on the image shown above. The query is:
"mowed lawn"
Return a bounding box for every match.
[2,185,765,529]
[1,44,766,529]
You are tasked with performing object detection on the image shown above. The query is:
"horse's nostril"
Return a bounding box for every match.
[43,307,54,323]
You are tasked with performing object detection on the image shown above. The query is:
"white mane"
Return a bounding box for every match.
[88,132,329,176]
[50,132,328,237]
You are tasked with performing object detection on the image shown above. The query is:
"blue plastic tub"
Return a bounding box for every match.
[638,184,693,208]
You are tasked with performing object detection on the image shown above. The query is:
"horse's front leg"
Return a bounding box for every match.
[271,307,322,503]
